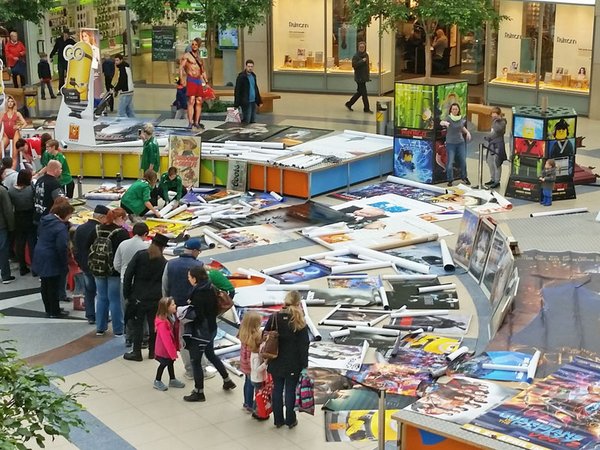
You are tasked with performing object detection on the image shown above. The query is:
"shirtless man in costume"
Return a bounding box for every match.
[179,38,208,129]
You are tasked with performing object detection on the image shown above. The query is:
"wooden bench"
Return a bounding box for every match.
[467,103,495,131]
[212,89,281,113]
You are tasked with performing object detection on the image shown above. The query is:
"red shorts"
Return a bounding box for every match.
[186,77,204,97]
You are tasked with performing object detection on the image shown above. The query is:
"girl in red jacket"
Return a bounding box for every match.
[153,297,186,391]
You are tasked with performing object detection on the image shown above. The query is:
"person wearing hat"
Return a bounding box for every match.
[114,222,150,346]
[161,237,217,379]
[73,204,110,324]
[123,233,169,362]
[49,28,76,92]
[120,169,161,218]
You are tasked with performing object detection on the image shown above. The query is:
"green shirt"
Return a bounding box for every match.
[140,137,160,172]
[158,172,184,201]
[41,151,73,186]
[208,270,234,292]
[121,179,151,215]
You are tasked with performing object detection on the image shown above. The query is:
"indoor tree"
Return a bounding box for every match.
[0,0,55,25]
[126,0,272,84]
[0,341,90,449]
[348,0,503,79]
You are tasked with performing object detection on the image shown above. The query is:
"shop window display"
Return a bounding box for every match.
[489,1,593,95]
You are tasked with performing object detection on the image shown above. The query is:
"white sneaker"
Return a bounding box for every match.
[204,365,218,379]
[184,372,194,380]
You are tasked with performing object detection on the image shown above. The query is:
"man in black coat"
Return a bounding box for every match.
[73,204,109,324]
[345,41,373,113]
[49,29,76,92]
[234,59,262,124]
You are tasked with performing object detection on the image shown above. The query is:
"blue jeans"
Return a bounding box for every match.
[82,272,97,321]
[445,142,467,181]
[541,187,553,206]
[118,94,135,118]
[0,228,11,280]
[94,276,124,334]
[243,375,255,409]
[272,373,300,426]
[241,103,256,124]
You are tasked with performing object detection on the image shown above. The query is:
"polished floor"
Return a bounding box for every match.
[4,86,600,449]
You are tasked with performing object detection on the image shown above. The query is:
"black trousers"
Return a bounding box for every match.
[347,81,370,112]
[13,211,37,272]
[130,302,157,355]
[63,181,75,199]
[41,275,61,316]
[150,186,188,206]
[104,75,114,111]
[11,71,26,88]
[186,331,228,392]
[58,62,68,92]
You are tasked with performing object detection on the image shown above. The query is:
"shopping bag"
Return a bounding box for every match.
[201,84,216,101]
[295,369,315,415]
[255,375,273,419]
[225,107,241,123]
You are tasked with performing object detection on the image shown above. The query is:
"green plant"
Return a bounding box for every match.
[0,341,90,449]
[126,0,272,84]
[0,0,55,24]
[202,99,234,113]
[348,0,505,79]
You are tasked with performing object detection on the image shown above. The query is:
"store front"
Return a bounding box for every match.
[485,0,594,115]
[270,0,395,94]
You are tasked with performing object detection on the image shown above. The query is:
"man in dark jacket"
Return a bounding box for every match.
[234,59,262,124]
[73,204,109,324]
[345,42,372,113]
[49,29,76,91]
[101,53,115,112]
[161,237,217,379]
[0,185,15,284]
[113,54,135,118]
[33,160,64,225]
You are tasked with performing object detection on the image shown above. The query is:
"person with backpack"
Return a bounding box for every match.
[87,207,130,336]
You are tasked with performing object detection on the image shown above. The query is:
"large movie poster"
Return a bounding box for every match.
[169,135,201,187]
[465,357,600,450]
[436,82,468,122]
[394,83,435,130]
[393,137,434,184]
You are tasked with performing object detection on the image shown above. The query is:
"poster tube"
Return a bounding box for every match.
[529,207,588,218]
[348,246,429,274]
[368,234,439,252]
[262,260,309,275]
[391,310,449,318]
[301,248,352,261]
[386,175,446,194]
[302,222,349,238]
[301,299,322,341]
[222,332,241,344]
[223,360,244,377]
[236,267,280,284]
[225,140,286,150]
[203,228,235,249]
[382,274,437,281]
[354,326,401,336]
[163,204,188,219]
[146,217,190,225]
[491,191,513,210]
[329,329,351,338]
[158,200,177,217]
[214,343,241,356]
[527,350,541,382]
[439,240,456,272]
[330,261,391,274]
[378,287,390,310]
[418,283,456,293]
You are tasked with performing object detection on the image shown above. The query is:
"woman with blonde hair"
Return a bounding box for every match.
[1,95,26,153]
[239,311,266,416]
[265,290,310,429]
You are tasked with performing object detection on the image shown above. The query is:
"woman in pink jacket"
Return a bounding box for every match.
[153,297,186,391]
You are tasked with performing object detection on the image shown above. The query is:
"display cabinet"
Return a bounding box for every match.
[460,31,484,85]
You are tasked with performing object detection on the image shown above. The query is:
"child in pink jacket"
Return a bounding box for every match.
[153,297,186,391]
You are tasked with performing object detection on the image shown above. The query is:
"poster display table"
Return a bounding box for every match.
[392,410,522,450]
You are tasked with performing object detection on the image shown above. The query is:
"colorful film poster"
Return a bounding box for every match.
[394,82,435,130]
[436,82,468,122]
[465,357,600,450]
[514,116,544,140]
[393,137,434,184]
[514,138,546,158]
[169,135,201,187]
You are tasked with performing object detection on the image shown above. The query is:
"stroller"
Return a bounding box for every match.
[94,90,114,117]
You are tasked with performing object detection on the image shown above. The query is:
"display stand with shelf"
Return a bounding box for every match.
[393,78,469,185]
[505,105,577,202]
[460,33,484,85]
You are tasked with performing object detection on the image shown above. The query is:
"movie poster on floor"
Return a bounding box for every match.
[468,217,496,283]
[169,135,201,187]
[324,388,416,413]
[464,357,600,450]
[324,410,399,442]
[308,367,355,404]
[448,351,537,383]
[333,193,443,220]
[407,377,517,425]
[387,314,471,336]
[346,363,430,396]
[205,224,296,249]
[333,329,398,356]
[306,289,381,308]
[308,341,369,371]
[327,275,383,290]
[265,126,333,146]
[385,240,465,276]
[400,333,462,354]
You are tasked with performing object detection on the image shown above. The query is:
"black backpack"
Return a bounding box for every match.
[88,226,120,276]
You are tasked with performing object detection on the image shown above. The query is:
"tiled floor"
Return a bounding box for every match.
[5,86,600,449]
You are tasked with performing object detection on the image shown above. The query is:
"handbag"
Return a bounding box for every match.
[255,375,273,419]
[215,288,234,316]
[295,369,315,415]
[259,313,279,360]
[225,107,242,123]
